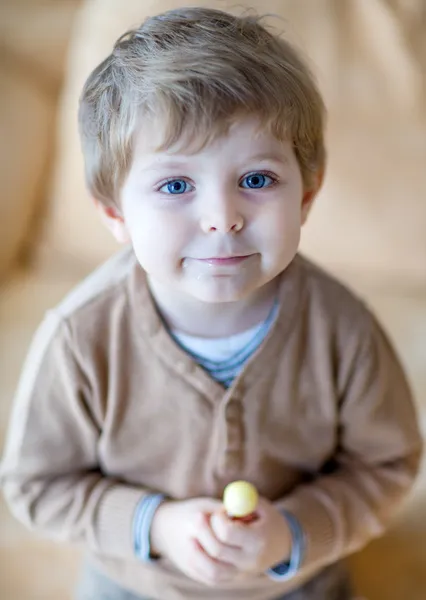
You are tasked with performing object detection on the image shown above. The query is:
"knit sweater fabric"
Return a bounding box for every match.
[1,248,422,599]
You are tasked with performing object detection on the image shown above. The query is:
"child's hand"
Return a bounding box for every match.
[150,498,243,586]
[210,497,292,574]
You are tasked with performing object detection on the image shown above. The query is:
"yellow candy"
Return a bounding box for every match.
[223,481,259,517]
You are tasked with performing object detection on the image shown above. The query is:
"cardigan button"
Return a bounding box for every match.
[224,449,242,472]
[226,400,243,421]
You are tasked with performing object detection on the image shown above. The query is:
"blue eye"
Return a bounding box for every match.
[159,179,193,194]
[241,173,274,189]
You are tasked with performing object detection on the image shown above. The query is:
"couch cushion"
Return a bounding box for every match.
[0,1,82,90]
[0,67,53,281]
[0,0,82,281]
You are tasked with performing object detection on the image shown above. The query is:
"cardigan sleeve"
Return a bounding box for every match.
[0,311,155,559]
[273,314,423,576]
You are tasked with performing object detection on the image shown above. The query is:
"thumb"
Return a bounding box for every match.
[209,508,229,535]
[196,498,224,513]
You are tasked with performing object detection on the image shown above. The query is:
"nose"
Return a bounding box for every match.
[199,192,244,234]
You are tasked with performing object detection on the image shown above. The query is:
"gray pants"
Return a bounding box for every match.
[75,561,353,600]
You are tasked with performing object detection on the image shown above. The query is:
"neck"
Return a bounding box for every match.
[147,277,279,338]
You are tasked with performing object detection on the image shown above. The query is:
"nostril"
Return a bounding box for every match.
[231,220,243,232]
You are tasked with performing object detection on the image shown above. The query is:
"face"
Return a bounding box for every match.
[112,118,317,303]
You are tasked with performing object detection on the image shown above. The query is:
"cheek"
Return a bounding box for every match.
[124,206,189,270]
[256,197,302,253]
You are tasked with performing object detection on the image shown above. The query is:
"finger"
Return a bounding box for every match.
[210,509,251,547]
[188,501,224,537]
[196,513,243,567]
[211,511,265,566]
[196,499,224,513]
[252,496,271,520]
[243,497,271,532]
[191,539,238,586]
[189,499,224,526]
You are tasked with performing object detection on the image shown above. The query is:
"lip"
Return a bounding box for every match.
[195,255,253,266]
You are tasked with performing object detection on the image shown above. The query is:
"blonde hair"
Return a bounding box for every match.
[79,7,326,206]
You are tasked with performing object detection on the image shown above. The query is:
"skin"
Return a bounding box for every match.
[97,115,323,583]
[100,116,322,337]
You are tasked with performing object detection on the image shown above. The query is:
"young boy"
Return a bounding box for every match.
[1,7,422,600]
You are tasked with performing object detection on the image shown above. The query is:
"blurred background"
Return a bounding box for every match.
[0,0,425,598]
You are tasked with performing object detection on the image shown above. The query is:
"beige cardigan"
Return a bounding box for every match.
[1,248,422,599]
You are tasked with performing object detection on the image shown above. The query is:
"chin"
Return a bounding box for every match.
[188,281,256,304]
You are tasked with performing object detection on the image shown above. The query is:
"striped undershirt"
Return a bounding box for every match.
[171,301,279,387]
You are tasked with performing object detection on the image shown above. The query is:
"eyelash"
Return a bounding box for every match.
[156,171,279,194]
[157,178,194,194]
[243,170,279,188]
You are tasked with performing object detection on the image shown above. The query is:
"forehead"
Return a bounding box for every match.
[131,115,293,166]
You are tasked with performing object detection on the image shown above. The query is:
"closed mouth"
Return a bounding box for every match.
[195,255,253,265]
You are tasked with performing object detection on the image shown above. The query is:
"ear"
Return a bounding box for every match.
[95,201,130,244]
[301,170,324,225]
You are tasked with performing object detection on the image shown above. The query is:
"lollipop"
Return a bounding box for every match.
[223,480,259,523]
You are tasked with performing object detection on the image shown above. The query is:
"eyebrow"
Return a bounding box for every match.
[142,160,191,172]
[248,153,289,164]
[142,153,289,172]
